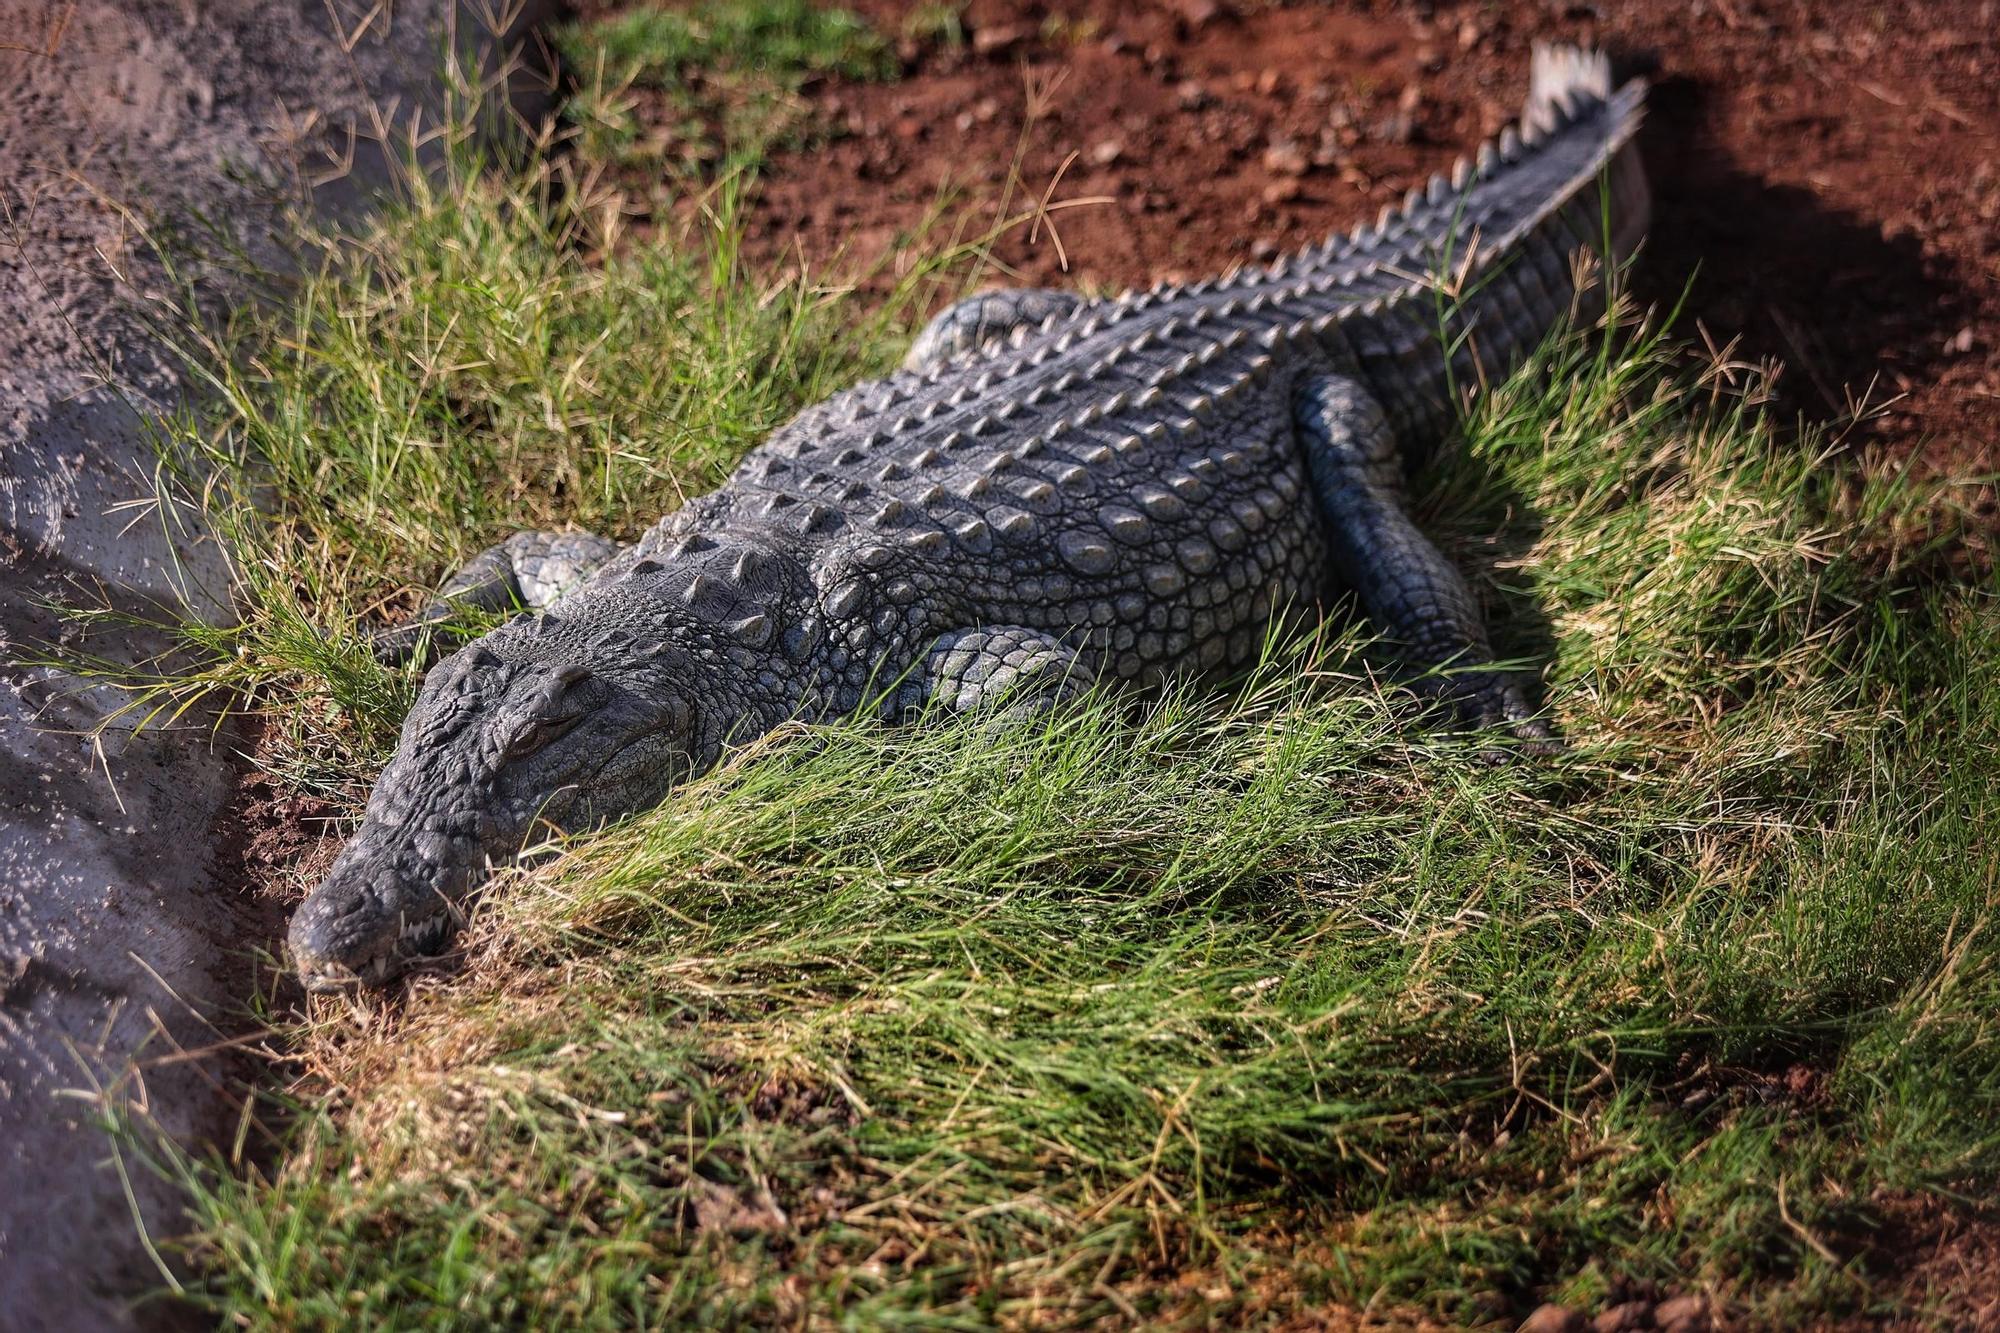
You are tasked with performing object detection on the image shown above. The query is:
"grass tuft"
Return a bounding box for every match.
[556,0,894,177]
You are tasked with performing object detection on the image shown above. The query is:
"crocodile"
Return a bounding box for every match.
[288,45,1648,990]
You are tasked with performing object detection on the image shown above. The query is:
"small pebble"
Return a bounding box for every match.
[1592,1301,1654,1333]
[1262,139,1309,175]
[1654,1295,1710,1333]
[1519,1303,1588,1333]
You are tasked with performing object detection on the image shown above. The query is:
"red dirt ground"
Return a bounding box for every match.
[601,0,2000,476]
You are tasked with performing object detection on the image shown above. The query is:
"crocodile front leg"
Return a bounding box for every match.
[369,529,623,666]
[896,626,1094,722]
[902,289,1083,371]
[1294,373,1555,750]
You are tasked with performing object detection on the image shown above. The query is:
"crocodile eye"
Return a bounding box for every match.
[504,664,595,760]
[506,712,581,759]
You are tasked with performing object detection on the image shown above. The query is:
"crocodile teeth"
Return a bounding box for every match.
[1499,126,1521,160]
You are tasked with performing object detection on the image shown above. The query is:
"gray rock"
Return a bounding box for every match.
[0,1,554,1325]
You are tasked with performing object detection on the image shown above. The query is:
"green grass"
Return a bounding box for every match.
[556,0,894,178]
[89,53,2000,1333]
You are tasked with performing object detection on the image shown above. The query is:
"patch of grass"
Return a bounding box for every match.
[94,63,1998,1333]
[556,0,894,178]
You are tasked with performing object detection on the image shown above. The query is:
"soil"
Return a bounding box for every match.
[585,0,2000,477]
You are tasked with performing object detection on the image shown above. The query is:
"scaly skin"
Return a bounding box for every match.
[289,46,1648,990]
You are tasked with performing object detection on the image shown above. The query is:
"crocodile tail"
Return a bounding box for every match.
[1513,43,1650,265]
[1525,43,1614,131]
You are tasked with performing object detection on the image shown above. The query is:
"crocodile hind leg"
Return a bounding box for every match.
[895,626,1093,722]
[369,529,623,666]
[1293,373,1555,749]
[902,289,1083,371]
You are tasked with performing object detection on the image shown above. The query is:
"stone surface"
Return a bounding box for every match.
[0,3,552,1328]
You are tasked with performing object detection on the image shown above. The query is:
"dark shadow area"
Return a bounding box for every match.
[1630,69,1974,447]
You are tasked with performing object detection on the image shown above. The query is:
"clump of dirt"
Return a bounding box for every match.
[1862,1190,2000,1329]
[205,717,349,905]
[589,0,1999,477]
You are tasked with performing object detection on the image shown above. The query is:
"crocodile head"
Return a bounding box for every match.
[288,633,697,991]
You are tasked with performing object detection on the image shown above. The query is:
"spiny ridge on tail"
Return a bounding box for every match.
[1270,43,1644,279]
